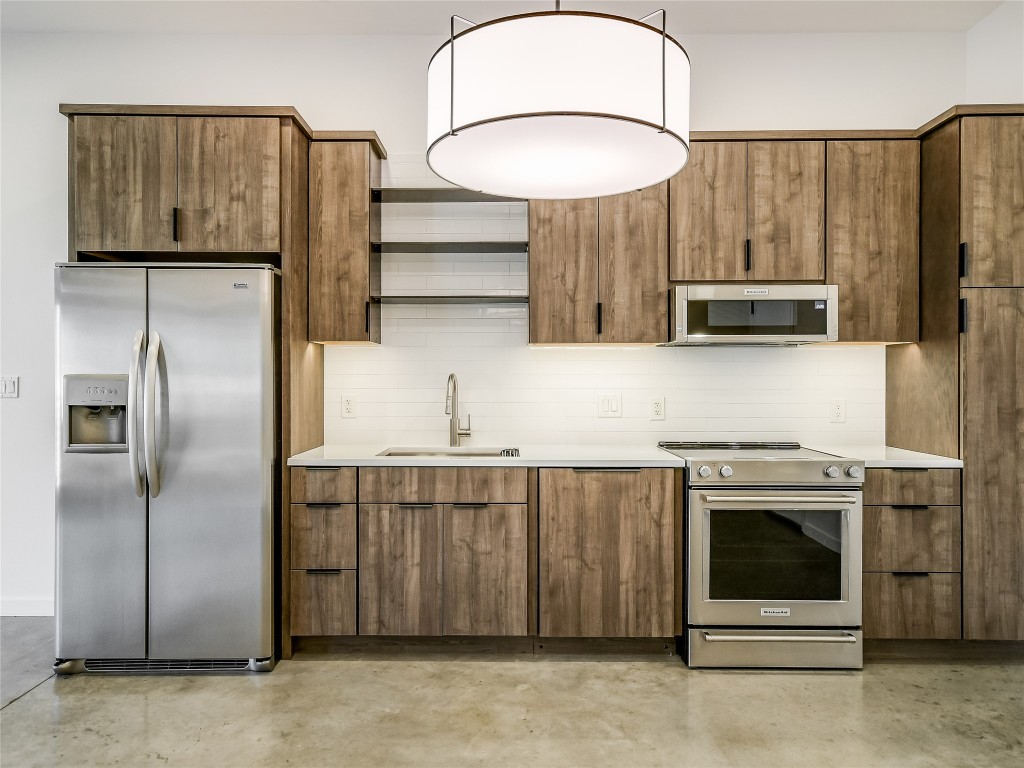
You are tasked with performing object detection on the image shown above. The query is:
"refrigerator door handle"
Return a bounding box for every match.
[128,329,146,497]
[144,331,163,498]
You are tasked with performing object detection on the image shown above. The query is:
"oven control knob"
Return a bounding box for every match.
[846,465,863,479]
[824,465,841,478]
[697,465,712,478]
[719,465,734,478]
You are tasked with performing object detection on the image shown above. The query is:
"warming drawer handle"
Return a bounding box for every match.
[701,495,859,504]
[702,631,858,644]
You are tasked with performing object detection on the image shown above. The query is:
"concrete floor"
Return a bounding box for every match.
[2,620,1022,768]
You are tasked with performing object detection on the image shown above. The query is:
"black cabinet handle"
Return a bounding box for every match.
[365,301,370,334]
[892,572,930,578]
[959,297,968,334]
[596,302,603,335]
[451,503,488,508]
[891,467,928,473]
[891,505,930,510]
[306,569,342,575]
[172,207,181,242]
[958,242,968,278]
[744,239,752,272]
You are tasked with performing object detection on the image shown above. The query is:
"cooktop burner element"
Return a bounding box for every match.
[657,441,865,487]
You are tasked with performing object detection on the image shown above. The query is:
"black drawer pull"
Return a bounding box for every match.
[892,571,930,578]
[891,468,928,473]
[397,503,434,509]
[304,466,340,471]
[303,503,344,508]
[451,502,488,508]
[891,505,930,510]
[306,569,342,575]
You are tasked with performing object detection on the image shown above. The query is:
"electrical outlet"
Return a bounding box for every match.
[598,392,622,418]
[829,399,846,423]
[342,395,357,418]
[650,396,665,421]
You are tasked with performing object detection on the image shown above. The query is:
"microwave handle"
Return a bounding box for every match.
[701,495,860,505]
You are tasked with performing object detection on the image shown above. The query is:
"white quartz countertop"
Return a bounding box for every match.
[288,444,683,468]
[290,443,962,469]
[807,445,963,469]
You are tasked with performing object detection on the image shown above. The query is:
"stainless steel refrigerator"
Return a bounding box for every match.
[54,264,277,673]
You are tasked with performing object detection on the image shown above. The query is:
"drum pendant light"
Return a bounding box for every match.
[426,6,691,200]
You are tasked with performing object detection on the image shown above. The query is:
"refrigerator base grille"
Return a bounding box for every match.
[54,657,275,674]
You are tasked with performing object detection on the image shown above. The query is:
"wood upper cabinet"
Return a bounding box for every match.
[599,184,669,343]
[826,140,919,342]
[961,288,1024,640]
[70,114,282,254]
[539,468,675,637]
[960,117,1024,287]
[529,198,599,343]
[747,141,825,281]
[72,116,178,252]
[529,186,667,344]
[358,504,443,636]
[669,142,747,281]
[669,141,824,282]
[309,141,381,343]
[176,117,280,252]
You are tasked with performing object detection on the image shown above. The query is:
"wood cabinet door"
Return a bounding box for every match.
[826,140,919,342]
[529,198,599,343]
[598,184,669,343]
[73,115,178,252]
[443,504,528,636]
[748,141,825,281]
[961,117,1024,287]
[669,142,747,281]
[358,504,442,635]
[539,468,674,637]
[961,288,1024,640]
[177,117,281,252]
[309,142,376,342]
[863,573,961,639]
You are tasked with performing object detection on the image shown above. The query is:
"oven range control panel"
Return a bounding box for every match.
[684,459,866,487]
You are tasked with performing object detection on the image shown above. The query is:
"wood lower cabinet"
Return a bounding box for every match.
[863,573,961,640]
[359,504,443,636]
[443,504,529,636]
[863,506,961,573]
[68,112,283,255]
[539,468,674,638]
[291,570,357,636]
[529,186,667,344]
[291,505,357,570]
[961,289,1024,640]
[862,468,961,506]
[309,140,381,342]
[826,140,919,342]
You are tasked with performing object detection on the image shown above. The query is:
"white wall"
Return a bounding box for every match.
[966,1,1024,102]
[0,21,1013,614]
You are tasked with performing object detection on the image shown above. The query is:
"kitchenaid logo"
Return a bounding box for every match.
[233,282,249,289]
[761,607,791,617]
[744,288,770,296]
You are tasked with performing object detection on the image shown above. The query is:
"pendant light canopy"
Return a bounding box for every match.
[426,9,690,200]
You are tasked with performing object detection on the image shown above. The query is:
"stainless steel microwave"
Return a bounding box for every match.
[665,284,839,346]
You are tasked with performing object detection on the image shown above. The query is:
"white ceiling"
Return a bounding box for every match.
[0,0,1005,37]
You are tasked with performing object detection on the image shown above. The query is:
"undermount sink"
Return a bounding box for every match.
[377,446,520,458]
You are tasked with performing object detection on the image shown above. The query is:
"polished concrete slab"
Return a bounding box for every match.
[1,616,55,708]
[2,643,1022,768]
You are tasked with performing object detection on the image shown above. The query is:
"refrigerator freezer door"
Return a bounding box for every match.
[55,266,148,659]
[146,268,275,659]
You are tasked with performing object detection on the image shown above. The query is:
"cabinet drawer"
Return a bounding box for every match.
[291,504,357,569]
[863,468,960,506]
[290,467,357,504]
[290,570,357,636]
[863,572,961,639]
[863,506,961,573]
[359,467,527,504]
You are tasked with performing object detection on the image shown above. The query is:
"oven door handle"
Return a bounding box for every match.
[701,631,859,644]
[700,495,860,505]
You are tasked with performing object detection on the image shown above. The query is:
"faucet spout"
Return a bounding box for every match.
[445,373,471,447]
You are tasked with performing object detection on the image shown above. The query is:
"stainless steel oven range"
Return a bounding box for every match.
[658,441,865,669]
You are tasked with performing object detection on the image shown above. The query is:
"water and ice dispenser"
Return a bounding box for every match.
[64,375,129,452]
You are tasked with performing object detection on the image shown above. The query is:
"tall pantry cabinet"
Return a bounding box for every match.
[887,114,1024,641]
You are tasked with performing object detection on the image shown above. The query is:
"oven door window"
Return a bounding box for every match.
[708,509,843,601]
[687,299,829,336]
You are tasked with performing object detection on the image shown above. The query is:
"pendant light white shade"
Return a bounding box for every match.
[426,11,690,199]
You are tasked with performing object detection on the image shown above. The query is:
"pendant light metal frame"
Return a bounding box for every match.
[426,6,690,199]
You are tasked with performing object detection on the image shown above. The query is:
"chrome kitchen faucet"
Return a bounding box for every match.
[445,373,472,447]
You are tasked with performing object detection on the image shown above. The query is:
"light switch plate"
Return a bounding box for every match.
[599,392,621,418]
[0,377,18,398]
